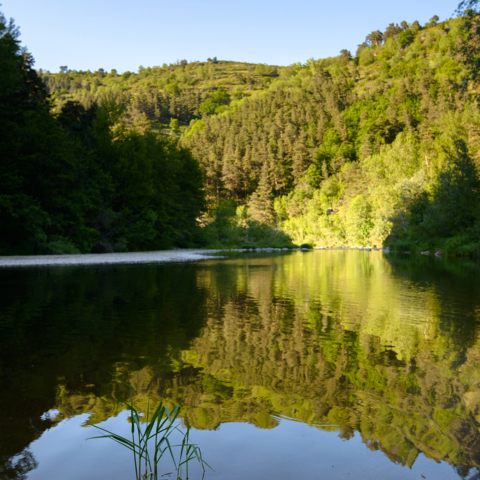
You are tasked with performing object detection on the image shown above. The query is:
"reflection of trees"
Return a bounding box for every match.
[0,450,38,480]
[0,264,209,479]
[2,252,480,477]
[455,466,480,479]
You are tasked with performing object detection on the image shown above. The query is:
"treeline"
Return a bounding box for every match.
[5,7,480,253]
[182,13,480,254]
[0,11,204,255]
[39,59,279,132]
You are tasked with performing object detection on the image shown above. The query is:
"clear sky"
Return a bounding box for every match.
[5,0,459,73]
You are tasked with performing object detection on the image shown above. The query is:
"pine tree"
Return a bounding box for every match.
[247,163,275,225]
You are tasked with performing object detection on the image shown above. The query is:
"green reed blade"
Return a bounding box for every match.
[164,436,178,469]
[88,432,139,455]
[92,377,210,480]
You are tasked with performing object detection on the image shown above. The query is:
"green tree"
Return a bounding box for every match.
[0,8,206,254]
[247,163,275,225]
[384,23,402,40]
[0,11,77,253]
[198,88,230,115]
[366,30,384,46]
[346,195,374,245]
[422,140,480,238]
[170,118,180,134]
[398,29,414,47]
[410,20,422,34]
[429,15,440,27]
[340,49,352,63]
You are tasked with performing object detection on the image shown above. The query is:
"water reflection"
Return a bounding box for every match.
[1,251,480,479]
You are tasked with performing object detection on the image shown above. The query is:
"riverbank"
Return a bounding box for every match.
[0,249,225,267]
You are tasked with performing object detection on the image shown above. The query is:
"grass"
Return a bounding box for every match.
[89,375,211,480]
[386,234,480,257]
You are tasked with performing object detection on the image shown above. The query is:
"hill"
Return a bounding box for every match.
[4,8,480,254]
[180,13,480,253]
[40,59,280,132]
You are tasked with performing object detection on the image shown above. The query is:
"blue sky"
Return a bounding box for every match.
[5,0,458,73]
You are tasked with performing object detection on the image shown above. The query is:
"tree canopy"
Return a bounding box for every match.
[0,10,205,254]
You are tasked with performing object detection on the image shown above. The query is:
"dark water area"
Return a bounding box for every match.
[1,250,480,480]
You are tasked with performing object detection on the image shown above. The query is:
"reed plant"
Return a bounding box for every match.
[89,376,210,480]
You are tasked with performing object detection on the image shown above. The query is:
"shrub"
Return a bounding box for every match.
[39,236,80,255]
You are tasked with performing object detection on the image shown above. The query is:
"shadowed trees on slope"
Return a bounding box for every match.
[247,163,275,225]
[421,140,480,238]
[0,9,206,254]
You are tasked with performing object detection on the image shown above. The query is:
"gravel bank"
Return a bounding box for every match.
[0,249,224,268]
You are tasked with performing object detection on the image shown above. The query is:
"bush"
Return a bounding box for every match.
[39,236,80,255]
[442,235,480,256]
[398,29,414,47]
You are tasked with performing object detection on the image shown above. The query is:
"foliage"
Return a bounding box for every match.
[457,0,480,14]
[198,88,230,115]
[39,59,279,130]
[90,376,209,480]
[198,200,293,248]
[6,8,480,254]
[421,139,480,238]
[0,11,205,254]
[180,13,480,253]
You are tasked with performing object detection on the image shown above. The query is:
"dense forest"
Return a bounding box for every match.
[3,4,480,253]
[181,12,480,254]
[0,10,204,255]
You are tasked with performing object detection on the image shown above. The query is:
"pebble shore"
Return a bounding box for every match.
[0,249,225,268]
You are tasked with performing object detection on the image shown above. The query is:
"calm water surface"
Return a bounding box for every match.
[1,250,480,480]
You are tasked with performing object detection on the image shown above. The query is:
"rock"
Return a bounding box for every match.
[365,248,371,252]
[383,248,390,253]
[421,251,429,256]
[435,250,442,257]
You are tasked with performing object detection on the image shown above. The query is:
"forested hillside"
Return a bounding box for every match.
[3,7,480,254]
[39,60,279,133]
[181,13,480,253]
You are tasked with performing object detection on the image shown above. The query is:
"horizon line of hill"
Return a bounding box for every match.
[2,8,480,256]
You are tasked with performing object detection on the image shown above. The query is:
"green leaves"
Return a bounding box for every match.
[89,375,210,480]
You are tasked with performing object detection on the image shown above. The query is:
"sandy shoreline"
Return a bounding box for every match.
[0,249,225,268]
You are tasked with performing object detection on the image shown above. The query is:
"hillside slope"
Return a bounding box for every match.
[40,60,280,131]
[41,13,480,254]
[181,14,480,253]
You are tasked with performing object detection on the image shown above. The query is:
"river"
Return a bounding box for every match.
[1,250,479,480]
